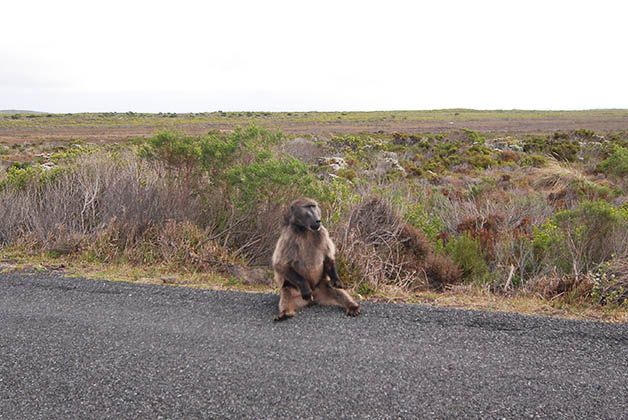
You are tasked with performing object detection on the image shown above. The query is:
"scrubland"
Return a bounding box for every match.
[1,117,627,321]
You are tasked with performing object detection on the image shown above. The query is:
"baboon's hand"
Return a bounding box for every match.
[301,289,313,302]
[346,305,361,317]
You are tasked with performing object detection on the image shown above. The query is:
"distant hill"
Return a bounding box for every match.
[0,110,45,114]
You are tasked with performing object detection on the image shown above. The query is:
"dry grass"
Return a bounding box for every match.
[531,157,614,207]
[0,152,204,249]
[533,158,587,191]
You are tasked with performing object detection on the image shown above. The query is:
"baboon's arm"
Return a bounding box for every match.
[281,266,313,301]
[324,256,344,289]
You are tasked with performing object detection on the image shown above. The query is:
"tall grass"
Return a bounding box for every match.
[0,151,204,254]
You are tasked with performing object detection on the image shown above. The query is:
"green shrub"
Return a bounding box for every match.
[402,160,424,177]
[532,218,567,272]
[0,164,67,191]
[404,202,444,242]
[50,145,91,164]
[424,141,463,172]
[597,146,628,177]
[523,134,580,162]
[463,128,485,144]
[445,233,491,284]
[468,153,497,169]
[533,200,628,274]
[336,167,357,181]
[573,128,596,139]
[138,130,202,169]
[518,153,547,167]
[466,178,496,199]
[225,153,323,212]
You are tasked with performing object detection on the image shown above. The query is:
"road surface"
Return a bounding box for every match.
[1,273,627,419]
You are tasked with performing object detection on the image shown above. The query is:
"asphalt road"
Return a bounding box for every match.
[1,273,627,419]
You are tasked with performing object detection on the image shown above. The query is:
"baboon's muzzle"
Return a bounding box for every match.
[310,220,321,231]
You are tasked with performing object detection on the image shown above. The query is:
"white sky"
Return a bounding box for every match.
[1,0,627,113]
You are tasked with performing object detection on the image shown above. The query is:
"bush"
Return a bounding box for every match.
[445,233,491,284]
[423,252,463,290]
[404,201,444,243]
[457,213,504,260]
[87,220,230,269]
[525,273,594,304]
[591,260,628,307]
[463,128,485,144]
[138,130,202,170]
[597,146,628,177]
[533,200,628,275]
[0,164,67,191]
[225,153,323,212]
[469,153,497,169]
[4,124,628,305]
[335,196,461,292]
[523,134,580,161]
[518,153,547,168]
[0,151,203,251]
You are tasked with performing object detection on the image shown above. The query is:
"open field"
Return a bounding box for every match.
[1,110,627,322]
[2,109,628,143]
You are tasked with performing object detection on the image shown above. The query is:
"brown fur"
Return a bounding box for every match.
[272,198,360,321]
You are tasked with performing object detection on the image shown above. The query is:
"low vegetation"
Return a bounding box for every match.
[2,109,628,129]
[1,124,627,321]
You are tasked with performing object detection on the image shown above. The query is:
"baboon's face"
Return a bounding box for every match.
[290,199,322,231]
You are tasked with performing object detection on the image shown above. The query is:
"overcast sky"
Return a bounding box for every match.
[1,0,627,113]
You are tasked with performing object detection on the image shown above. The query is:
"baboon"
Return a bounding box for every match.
[272,198,361,321]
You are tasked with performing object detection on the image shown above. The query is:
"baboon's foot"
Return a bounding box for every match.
[346,305,361,317]
[273,311,295,322]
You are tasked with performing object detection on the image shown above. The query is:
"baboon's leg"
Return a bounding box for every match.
[323,256,344,289]
[313,281,361,317]
[274,285,309,321]
[279,267,313,301]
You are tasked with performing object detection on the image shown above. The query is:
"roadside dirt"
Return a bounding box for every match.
[1,115,627,143]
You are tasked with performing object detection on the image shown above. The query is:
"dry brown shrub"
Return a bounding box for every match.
[215,201,286,266]
[512,217,532,239]
[456,213,504,260]
[335,196,461,291]
[499,151,518,162]
[0,152,204,251]
[525,258,628,306]
[88,219,232,270]
[399,224,431,261]
[282,137,324,164]
[525,273,594,302]
[157,220,225,268]
[49,227,85,256]
[423,252,463,291]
